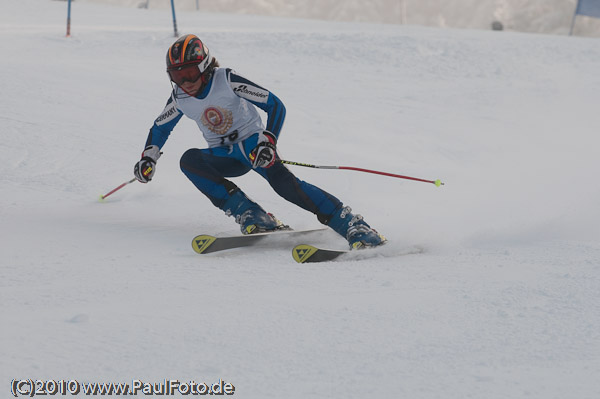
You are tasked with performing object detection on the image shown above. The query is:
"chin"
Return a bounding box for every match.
[181,86,199,96]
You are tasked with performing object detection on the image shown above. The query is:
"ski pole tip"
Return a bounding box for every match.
[434,179,444,187]
[99,195,106,202]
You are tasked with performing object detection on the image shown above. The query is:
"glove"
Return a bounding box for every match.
[249,131,277,168]
[134,145,162,183]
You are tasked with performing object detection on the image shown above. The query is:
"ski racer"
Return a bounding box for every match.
[133,34,386,249]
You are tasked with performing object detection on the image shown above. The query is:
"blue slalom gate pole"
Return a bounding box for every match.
[170,0,179,37]
[570,0,580,35]
[66,0,72,37]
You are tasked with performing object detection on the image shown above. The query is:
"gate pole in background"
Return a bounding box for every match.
[66,0,72,37]
[170,0,179,37]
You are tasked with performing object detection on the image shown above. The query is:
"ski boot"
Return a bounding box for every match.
[327,205,387,249]
[222,190,288,235]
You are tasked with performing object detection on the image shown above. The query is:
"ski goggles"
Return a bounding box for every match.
[167,64,202,86]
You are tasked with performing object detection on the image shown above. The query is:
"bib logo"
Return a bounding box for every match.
[201,106,233,135]
[231,83,269,103]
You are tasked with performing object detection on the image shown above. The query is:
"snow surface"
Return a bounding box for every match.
[1,0,600,398]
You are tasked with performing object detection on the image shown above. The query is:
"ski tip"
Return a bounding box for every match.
[293,244,348,263]
[292,244,319,263]
[192,235,217,254]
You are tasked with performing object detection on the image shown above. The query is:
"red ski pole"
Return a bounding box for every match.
[278,160,444,187]
[99,178,137,201]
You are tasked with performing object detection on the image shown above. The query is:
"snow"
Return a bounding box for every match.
[1,0,600,398]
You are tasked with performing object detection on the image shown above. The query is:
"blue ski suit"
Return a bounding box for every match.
[144,67,343,225]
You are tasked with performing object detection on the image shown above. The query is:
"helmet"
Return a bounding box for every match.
[166,35,213,84]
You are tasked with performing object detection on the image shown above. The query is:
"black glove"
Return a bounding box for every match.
[134,145,162,183]
[249,131,277,168]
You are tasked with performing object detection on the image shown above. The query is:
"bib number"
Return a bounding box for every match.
[220,130,239,145]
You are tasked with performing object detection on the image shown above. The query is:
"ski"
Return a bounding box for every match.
[192,228,327,254]
[292,244,424,263]
[292,244,349,263]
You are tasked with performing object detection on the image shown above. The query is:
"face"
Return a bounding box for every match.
[168,64,204,96]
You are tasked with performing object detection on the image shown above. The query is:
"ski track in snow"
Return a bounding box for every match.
[1,1,600,398]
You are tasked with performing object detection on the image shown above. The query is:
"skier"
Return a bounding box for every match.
[133,34,385,249]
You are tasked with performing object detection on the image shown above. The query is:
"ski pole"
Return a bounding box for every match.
[99,178,137,201]
[278,160,444,187]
